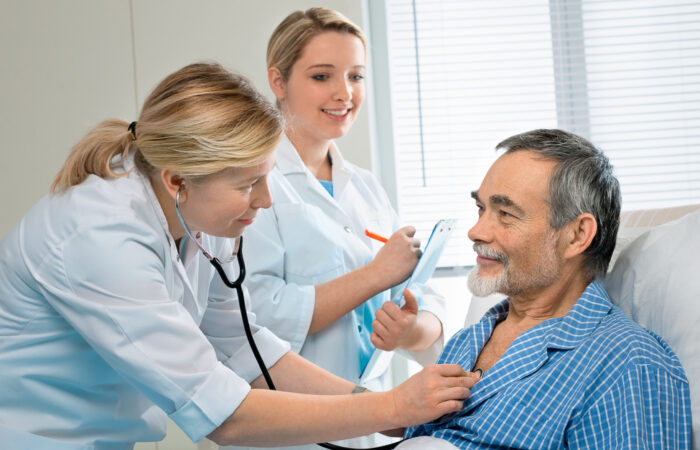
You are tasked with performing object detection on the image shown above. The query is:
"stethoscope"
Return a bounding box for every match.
[175,186,403,450]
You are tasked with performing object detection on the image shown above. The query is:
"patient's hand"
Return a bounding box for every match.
[372,289,442,353]
[389,364,479,428]
[371,289,420,351]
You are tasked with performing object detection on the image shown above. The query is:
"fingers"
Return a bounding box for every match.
[370,331,390,350]
[371,320,390,340]
[433,363,470,377]
[377,301,402,320]
[372,301,417,348]
[429,367,479,390]
[435,399,465,415]
[393,227,420,254]
[371,317,398,351]
[435,385,472,402]
[402,289,418,313]
[398,225,417,238]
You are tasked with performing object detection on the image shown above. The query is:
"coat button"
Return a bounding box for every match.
[344,226,352,233]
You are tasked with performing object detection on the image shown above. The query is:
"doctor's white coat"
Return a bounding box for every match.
[0,153,290,449]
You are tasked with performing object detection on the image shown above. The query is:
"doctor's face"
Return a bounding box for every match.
[179,156,275,239]
[275,31,366,144]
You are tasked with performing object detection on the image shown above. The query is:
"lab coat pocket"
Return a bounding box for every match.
[365,212,394,236]
[275,203,346,285]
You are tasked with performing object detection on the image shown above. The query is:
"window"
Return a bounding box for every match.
[369,0,700,270]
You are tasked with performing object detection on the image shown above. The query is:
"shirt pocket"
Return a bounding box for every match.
[275,202,346,284]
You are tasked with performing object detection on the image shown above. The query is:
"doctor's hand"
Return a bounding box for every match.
[371,289,420,351]
[368,226,420,288]
[389,364,478,428]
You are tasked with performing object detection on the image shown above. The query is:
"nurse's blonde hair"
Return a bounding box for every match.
[267,7,366,81]
[51,63,283,193]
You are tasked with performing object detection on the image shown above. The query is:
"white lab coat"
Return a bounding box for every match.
[0,152,290,450]
[228,137,446,450]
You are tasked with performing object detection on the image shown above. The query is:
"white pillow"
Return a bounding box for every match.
[605,209,700,448]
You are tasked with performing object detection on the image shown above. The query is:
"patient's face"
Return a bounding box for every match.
[468,150,563,297]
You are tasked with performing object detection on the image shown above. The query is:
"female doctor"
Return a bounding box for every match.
[235,9,446,450]
[0,63,476,449]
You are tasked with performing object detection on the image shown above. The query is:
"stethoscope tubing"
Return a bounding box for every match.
[176,190,401,449]
[214,240,403,450]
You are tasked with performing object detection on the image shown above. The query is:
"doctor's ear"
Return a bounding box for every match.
[268,67,286,101]
[160,169,187,201]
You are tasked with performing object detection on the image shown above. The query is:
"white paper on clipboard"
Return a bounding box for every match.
[360,219,457,383]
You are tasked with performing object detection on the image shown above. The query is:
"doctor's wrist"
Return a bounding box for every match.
[357,263,387,296]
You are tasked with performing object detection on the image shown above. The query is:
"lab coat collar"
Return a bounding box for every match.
[123,151,173,244]
[328,142,353,201]
[274,135,307,176]
[274,134,353,202]
[122,151,202,312]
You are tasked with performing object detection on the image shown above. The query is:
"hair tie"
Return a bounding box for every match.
[128,121,137,141]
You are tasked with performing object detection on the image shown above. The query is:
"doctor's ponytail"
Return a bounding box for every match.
[50,119,135,193]
[51,63,283,193]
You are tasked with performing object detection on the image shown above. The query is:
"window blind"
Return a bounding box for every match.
[380,0,700,268]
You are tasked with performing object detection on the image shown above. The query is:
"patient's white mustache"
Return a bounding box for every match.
[473,244,507,263]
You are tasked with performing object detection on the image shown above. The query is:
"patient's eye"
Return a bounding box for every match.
[498,208,519,221]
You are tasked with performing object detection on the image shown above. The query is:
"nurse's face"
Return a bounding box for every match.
[272,31,366,144]
[179,156,275,239]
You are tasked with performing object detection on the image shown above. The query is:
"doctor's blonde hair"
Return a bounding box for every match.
[267,7,366,81]
[51,63,283,192]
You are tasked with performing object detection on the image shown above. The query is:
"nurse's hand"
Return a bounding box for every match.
[371,289,420,351]
[389,364,478,428]
[369,226,420,287]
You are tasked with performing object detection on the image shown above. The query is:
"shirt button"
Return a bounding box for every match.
[358,325,363,332]
[344,226,352,233]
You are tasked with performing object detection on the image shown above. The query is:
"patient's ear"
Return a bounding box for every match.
[562,213,597,259]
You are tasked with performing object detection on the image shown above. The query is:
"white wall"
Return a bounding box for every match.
[0,0,373,238]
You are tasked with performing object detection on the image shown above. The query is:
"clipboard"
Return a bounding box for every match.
[391,219,457,307]
[360,219,456,382]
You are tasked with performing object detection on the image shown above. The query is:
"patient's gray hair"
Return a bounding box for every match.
[496,129,621,279]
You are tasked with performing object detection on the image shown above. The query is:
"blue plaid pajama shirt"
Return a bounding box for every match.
[405,280,691,449]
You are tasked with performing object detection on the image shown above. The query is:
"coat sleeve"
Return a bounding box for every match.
[37,216,254,443]
[201,237,291,383]
[242,203,316,353]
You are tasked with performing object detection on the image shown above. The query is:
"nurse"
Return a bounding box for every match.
[237,9,446,449]
[0,63,476,449]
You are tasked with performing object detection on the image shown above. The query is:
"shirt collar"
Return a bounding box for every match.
[480,279,613,350]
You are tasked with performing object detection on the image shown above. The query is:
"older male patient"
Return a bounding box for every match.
[399,129,691,449]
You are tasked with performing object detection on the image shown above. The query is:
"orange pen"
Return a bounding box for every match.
[364,229,389,243]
